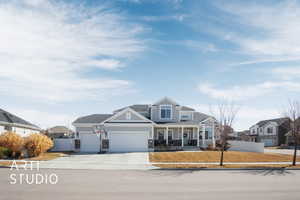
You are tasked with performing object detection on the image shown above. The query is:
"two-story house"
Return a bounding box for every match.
[72,97,217,153]
[249,117,290,147]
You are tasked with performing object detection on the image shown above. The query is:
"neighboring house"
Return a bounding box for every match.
[72,97,217,153]
[46,126,74,139]
[0,108,41,136]
[236,130,257,142]
[249,117,290,147]
[285,118,300,146]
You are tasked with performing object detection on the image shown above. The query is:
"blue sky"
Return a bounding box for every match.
[1,0,300,130]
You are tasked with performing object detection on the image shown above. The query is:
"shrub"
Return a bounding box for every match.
[0,132,24,158]
[24,133,53,157]
[0,146,12,159]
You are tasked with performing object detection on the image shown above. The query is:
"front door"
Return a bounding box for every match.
[183,130,192,146]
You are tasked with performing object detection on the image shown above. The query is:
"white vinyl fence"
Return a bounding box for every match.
[228,140,264,153]
[51,138,75,152]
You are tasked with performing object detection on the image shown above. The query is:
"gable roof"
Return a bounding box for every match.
[102,107,154,124]
[193,112,211,122]
[0,108,40,130]
[73,114,113,124]
[113,104,150,113]
[181,106,195,111]
[47,126,73,134]
[256,117,289,127]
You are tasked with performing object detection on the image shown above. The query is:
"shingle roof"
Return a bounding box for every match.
[181,106,195,111]
[256,117,289,127]
[47,126,73,133]
[73,114,113,124]
[0,108,40,130]
[114,104,150,113]
[192,112,211,122]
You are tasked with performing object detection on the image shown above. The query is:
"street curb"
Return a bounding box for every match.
[152,167,300,171]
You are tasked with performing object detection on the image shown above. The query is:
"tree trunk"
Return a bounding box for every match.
[220,148,224,166]
[292,141,298,166]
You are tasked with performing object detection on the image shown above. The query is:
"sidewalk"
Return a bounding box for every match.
[151,162,299,165]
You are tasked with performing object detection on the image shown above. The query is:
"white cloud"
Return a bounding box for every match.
[0,0,145,103]
[272,66,300,80]
[142,14,188,22]
[216,1,300,64]
[198,81,300,101]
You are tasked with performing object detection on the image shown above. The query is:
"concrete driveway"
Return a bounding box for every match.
[38,152,156,170]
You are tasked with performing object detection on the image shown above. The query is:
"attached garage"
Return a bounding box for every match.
[80,133,100,152]
[109,131,148,152]
[261,139,274,147]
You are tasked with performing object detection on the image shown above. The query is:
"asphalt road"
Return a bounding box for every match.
[1,168,300,200]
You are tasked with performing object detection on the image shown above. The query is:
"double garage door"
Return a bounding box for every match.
[109,131,148,153]
[261,139,274,147]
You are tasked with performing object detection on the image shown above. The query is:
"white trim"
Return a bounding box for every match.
[200,117,216,124]
[73,123,100,127]
[79,131,93,134]
[0,121,41,131]
[155,124,199,128]
[159,104,173,120]
[102,107,155,124]
[103,123,154,127]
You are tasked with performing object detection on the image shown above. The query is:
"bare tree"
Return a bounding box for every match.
[283,100,300,166]
[211,101,239,166]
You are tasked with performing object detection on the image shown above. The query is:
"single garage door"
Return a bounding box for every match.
[109,131,148,152]
[80,133,100,152]
[262,139,274,147]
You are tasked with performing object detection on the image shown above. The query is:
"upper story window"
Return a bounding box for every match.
[160,105,172,120]
[267,127,273,133]
[180,112,192,121]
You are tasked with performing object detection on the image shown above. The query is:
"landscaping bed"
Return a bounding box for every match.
[149,151,300,163]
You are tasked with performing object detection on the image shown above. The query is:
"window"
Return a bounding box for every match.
[173,132,179,139]
[156,129,165,140]
[160,105,172,120]
[126,112,131,120]
[267,127,273,134]
[168,129,173,141]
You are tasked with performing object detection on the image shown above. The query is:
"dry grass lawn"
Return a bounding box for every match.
[149,151,300,163]
[154,164,300,169]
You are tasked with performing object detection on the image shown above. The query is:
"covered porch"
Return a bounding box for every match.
[153,124,215,151]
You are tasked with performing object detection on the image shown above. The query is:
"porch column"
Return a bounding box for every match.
[212,122,216,148]
[151,126,154,140]
[197,127,199,147]
[166,126,169,145]
[202,124,205,146]
[181,126,184,147]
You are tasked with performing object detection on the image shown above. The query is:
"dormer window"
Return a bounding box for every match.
[160,105,172,120]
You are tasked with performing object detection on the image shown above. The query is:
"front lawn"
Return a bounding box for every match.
[149,151,300,163]
[154,164,300,169]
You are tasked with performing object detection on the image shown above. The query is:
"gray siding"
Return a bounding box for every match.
[113,111,144,121]
[151,104,180,122]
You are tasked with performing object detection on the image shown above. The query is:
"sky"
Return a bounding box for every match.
[1,0,300,131]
